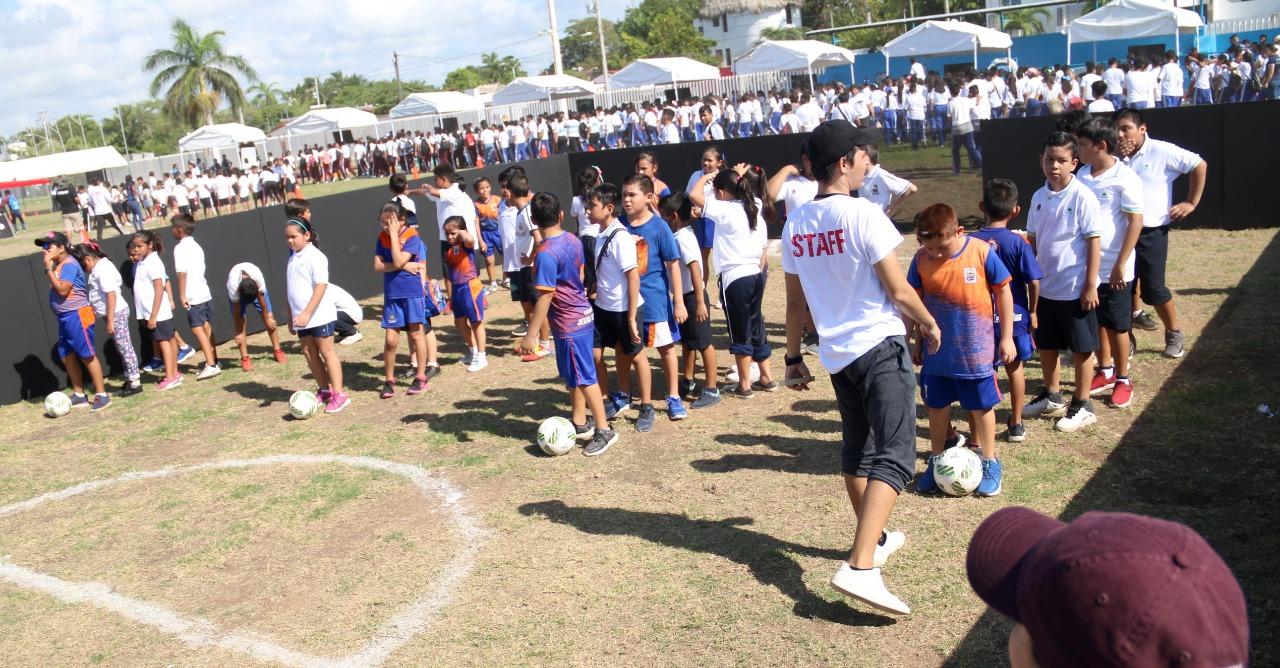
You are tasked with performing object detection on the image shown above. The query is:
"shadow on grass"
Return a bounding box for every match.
[519,500,896,627]
[945,231,1280,666]
[223,381,291,407]
[401,386,556,443]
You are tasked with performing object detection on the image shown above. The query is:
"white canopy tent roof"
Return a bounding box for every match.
[881,20,1012,72]
[491,75,597,106]
[1067,0,1204,62]
[269,107,379,137]
[734,40,859,92]
[388,91,485,119]
[177,123,267,152]
[0,146,127,182]
[608,57,722,89]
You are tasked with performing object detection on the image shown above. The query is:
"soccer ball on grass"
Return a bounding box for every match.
[289,391,323,420]
[537,416,577,456]
[44,392,72,418]
[933,446,982,496]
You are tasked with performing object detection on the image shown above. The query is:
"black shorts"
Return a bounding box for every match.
[593,305,643,356]
[1134,225,1173,306]
[1033,297,1099,353]
[830,335,916,490]
[679,291,713,352]
[508,267,536,304]
[200,197,214,210]
[187,301,213,327]
[150,318,176,342]
[720,273,770,361]
[1097,282,1132,332]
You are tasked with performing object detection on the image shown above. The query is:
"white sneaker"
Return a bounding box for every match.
[338,331,363,346]
[459,350,474,365]
[196,364,222,380]
[830,564,911,616]
[467,355,488,373]
[725,363,762,385]
[873,530,906,568]
[1055,400,1098,433]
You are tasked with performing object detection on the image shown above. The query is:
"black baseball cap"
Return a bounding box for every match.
[807,120,881,173]
[34,231,69,248]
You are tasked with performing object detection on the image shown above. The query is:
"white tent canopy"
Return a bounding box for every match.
[735,40,859,91]
[388,91,485,119]
[1067,0,1204,62]
[0,146,127,182]
[882,20,1012,72]
[269,107,379,137]
[178,123,267,151]
[491,75,597,106]
[608,57,722,89]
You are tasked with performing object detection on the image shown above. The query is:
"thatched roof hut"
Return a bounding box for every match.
[698,0,797,19]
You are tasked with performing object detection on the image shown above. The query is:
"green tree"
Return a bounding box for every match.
[248,81,284,106]
[999,8,1048,36]
[561,16,635,76]
[641,9,717,61]
[478,53,527,84]
[758,26,808,44]
[444,66,487,91]
[142,19,258,128]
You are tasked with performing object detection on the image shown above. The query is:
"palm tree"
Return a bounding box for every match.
[1000,8,1049,36]
[248,81,283,106]
[143,19,258,128]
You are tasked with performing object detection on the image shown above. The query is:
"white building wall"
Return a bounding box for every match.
[695,5,803,66]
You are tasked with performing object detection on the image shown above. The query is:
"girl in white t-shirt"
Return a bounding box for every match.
[284,212,349,413]
[73,243,142,394]
[127,231,181,390]
[687,164,776,397]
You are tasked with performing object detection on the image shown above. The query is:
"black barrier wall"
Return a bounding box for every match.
[1,154,572,406]
[980,101,1280,231]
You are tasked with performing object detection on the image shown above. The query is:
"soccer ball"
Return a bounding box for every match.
[933,446,983,497]
[44,392,72,418]
[289,391,322,420]
[537,416,577,456]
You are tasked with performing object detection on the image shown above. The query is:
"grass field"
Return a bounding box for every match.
[0,145,1276,667]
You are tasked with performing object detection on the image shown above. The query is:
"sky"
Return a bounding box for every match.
[0,0,638,141]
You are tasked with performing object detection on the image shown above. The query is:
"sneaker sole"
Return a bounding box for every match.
[669,413,687,421]
[1056,414,1098,432]
[1163,350,1185,359]
[1088,384,1115,397]
[325,399,351,414]
[1109,397,1132,409]
[975,484,1002,497]
[1007,432,1026,443]
[90,404,110,413]
[829,578,910,616]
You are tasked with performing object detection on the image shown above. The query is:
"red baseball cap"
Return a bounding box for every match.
[967,507,1249,667]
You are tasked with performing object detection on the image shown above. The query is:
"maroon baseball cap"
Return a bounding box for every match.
[967,507,1249,667]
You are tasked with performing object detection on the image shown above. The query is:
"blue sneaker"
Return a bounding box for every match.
[69,393,90,410]
[176,346,196,364]
[976,459,1003,497]
[635,404,656,433]
[143,358,164,373]
[916,455,939,494]
[666,395,687,421]
[604,392,631,420]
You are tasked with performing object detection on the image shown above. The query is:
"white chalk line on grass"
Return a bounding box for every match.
[0,454,489,668]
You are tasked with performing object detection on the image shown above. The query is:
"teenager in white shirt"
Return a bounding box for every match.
[904,83,928,150]
[171,214,220,379]
[782,120,940,617]
[1124,58,1155,109]
[1157,51,1185,107]
[947,83,982,174]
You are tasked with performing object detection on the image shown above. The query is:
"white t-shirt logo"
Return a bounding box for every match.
[963,267,978,284]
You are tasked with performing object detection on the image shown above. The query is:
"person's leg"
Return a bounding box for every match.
[928,405,951,456]
[701,345,718,391]
[1006,360,1025,426]
[570,385,587,428]
[594,346,610,397]
[632,351,652,405]
[191,317,216,368]
[616,350,633,401]
[1071,351,1094,403]
[968,132,982,168]
[1040,349,1061,393]
[971,407,997,460]
[584,383,609,430]
[1097,326,1114,370]
[1112,328,1131,378]
[160,335,178,381]
[472,320,486,356]
[682,347,696,386]
[113,310,140,384]
[383,328,401,381]
[62,352,86,396]
[300,336,329,389]
[455,318,474,353]
[951,134,963,173]
[658,343,680,399]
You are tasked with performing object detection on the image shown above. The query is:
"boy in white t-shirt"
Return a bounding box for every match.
[586,184,645,419]
[658,191,719,410]
[1023,132,1104,433]
[225,261,287,371]
[858,146,917,219]
[1074,118,1145,409]
[170,214,220,379]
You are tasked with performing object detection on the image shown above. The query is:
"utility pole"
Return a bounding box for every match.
[39,111,52,150]
[595,0,610,103]
[117,106,130,157]
[313,76,322,105]
[393,51,403,100]
[546,0,564,75]
[75,115,88,145]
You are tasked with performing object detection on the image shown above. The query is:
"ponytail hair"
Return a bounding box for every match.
[711,169,760,231]
[575,165,603,197]
[130,230,162,254]
[738,164,776,228]
[69,242,108,264]
[286,216,318,247]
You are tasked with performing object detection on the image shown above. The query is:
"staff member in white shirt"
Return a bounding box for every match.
[782,121,940,617]
[1114,109,1206,359]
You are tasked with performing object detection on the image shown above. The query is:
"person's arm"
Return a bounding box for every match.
[105,290,118,336]
[625,267,641,343]
[766,165,798,203]
[689,259,707,322]
[176,268,189,309]
[519,291,554,355]
[1110,210,1143,289]
[148,278,165,328]
[1027,278,1040,331]
[258,292,278,329]
[994,282,1015,364]
[885,183,918,219]
[1169,159,1207,221]
[687,171,715,208]
[667,259,686,324]
[1080,236,1100,311]
[44,261,73,297]
[873,254,941,353]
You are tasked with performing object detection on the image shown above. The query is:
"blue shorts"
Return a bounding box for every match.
[996,331,1036,366]
[56,308,96,360]
[555,331,598,389]
[382,296,427,329]
[921,373,1002,411]
[481,228,502,258]
[297,320,336,338]
[692,216,715,249]
[187,300,213,327]
[234,289,273,318]
[451,281,486,323]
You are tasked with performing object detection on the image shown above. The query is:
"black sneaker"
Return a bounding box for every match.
[680,379,699,400]
[512,322,529,337]
[1007,421,1026,442]
[1131,310,1159,331]
[585,428,618,456]
[723,385,754,400]
[1163,330,1185,359]
[119,380,143,397]
[398,365,419,380]
[1023,387,1066,418]
[635,404,656,432]
[424,363,442,380]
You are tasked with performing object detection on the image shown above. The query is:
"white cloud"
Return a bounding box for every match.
[0,0,639,139]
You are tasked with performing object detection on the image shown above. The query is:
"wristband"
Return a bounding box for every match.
[784,354,803,367]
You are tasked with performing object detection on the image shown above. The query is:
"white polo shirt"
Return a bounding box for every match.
[172,236,213,305]
[1026,177,1104,301]
[777,176,818,219]
[427,183,478,240]
[673,226,700,295]
[133,253,174,321]
[326,283,363,324]
[1103,66,1125,95]
[1158,62,1184,96]
[226,262,267,302]
[1120,137,1202,228]
[286,243,336,329]
[593,219,642,313]
[781,194,907,373]
[703,198,767,287]
[858,166,914,214]
[499,204,525,273]
[1077,160,1144,283]
[87,259,125,317]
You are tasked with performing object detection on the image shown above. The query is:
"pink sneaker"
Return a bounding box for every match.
[317,388,333,404]
[156,375,183,391]
[325,392,351,413]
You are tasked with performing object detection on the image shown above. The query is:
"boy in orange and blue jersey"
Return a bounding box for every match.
[443,215,488,372]
[907,203,1016,497]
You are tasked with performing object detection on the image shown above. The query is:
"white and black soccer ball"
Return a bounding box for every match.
[933,446,983,497]
[537,416,577,456]
[288,391,322,420]
[44,392,72,418]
